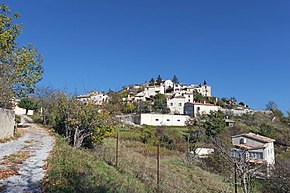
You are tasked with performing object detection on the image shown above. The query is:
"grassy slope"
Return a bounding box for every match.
[43,135,234,193]
[42,136,148,193]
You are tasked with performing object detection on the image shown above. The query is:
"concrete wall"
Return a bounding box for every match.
[0,108,15,140]
[140,113,190,126]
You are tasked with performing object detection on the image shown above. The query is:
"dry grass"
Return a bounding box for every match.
[0,146,31,180]
[0,130,22,144]
[96,138,234,193]
[3,151,30,165]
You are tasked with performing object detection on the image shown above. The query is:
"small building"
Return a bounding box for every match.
[231,133,275,165]
[225,119,235,127]
[184,102,221,117]
[191,148,214,158]
[140,113,190,126]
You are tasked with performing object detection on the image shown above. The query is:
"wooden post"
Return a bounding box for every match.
[157,140,160,193]
[116,132,119,167]
[235,162,238,193]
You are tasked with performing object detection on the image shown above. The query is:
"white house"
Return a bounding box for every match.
[134,85,165,102]
[77,91,108,105]
[140,113,190,126]
[172,83,212,97]
[167,96,186,114]
[162,80,174,92]
[184,102,221,117]
[231,133,275,165]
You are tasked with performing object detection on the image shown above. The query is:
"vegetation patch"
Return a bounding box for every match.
[42,135,148,193]
[3,151,30,165]
[0,130,22,144]
[24,139,39,144]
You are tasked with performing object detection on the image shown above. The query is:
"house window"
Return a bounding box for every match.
[155,119,159,121]
[167,119,170,121]
[177,119,180,122]
[249,152,263,159]
[170,103,173,106]
[179,103,182,106]
[197,107,200,111]
[240,138,247,144]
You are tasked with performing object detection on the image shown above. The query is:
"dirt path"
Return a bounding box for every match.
[0,115,54,193]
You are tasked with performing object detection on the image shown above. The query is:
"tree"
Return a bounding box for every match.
[259,124,273,138]
[261,159,290,193]
[149,78,155,86]
[266,101,278,112]
[202,111,226,138]
[265,101,284,118]
[156,75,162,85]
[0,4,43,109]
[154,93,169,114]
[193,90,204,102]
[18,97,38,114]
[35,89,114,148]
[172,75,179,84]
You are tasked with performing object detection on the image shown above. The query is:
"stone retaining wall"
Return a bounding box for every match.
[0,108,15,140]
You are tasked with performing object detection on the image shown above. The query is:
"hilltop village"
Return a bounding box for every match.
[77,76,255,126]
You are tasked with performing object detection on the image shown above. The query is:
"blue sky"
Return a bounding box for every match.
[4,0,290,113]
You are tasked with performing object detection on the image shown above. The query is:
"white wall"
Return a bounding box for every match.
[194,104,220,117]
[167,97,186,114]
[14,106,34,115]
[14,106,34,116]
[140,113,190,126]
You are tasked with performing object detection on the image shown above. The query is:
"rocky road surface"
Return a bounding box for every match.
[0,115,53,193]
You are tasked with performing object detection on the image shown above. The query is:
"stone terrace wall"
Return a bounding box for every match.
[0,108,15,140]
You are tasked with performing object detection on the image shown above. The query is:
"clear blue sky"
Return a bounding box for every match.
[4,0,290,113]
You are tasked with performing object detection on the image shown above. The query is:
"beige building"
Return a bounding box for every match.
[140,113,190,126]
[167,96,186,114]
[232,133,275,165]
[184,102,220,117]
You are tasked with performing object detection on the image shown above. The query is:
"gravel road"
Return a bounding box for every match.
[0,115,54,193]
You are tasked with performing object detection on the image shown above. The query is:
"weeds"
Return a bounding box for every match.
[42,136,148,193]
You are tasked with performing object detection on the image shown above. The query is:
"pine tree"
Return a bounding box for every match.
[156,75,162,85]
[172,75,179,84]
